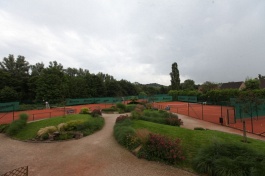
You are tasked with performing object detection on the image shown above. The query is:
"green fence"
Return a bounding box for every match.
[0,102,19,112]
[230,98,265,119]
[66,95,173,106]
[178,96,197,103]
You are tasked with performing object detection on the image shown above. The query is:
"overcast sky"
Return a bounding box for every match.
[0,0,264,86]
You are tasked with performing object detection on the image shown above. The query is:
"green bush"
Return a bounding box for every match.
[138,133,185,164]
[101,107,116,113]
[192,141,265,176]
[79,107,90,114]
[91,109,102,117]
[125,104,136,112]
[114,119,140,150]
[65,120,85,131]
[166,118,183,126]
[116,103,126,111]
[0,124,9,133]
[194,127,205,130]
[6,113,28,136]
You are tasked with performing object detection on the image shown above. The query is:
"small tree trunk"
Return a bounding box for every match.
[243,121,247,143]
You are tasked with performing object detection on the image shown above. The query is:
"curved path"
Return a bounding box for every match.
[0,114,195,176]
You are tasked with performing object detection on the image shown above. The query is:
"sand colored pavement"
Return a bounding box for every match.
[0,113,196,176]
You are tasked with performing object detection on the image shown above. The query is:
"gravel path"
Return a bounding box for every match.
[0,114,196,176]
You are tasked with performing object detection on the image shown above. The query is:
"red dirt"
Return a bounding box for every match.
[0,104,113,124]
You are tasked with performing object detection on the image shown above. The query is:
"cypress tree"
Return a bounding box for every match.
[170,62,180,90]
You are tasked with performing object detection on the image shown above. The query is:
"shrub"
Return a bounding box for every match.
[65,120,85,131]
[57,123,68,132]
[114,119,140,150]
[166,118,183,126]
[194,127,205,130]
[140,116,167,125]
[0,124,9,133]
[6,113,28,136]
[101,107,116,113]
[116,103,126,111]
[79,107,90,114]
[37,126,57,137]
[192,141,265,176]
[138,133,185,164]
[91,109,102,117]
[135,129,150,144]
[125,104,136,112]
[116,114,130,123]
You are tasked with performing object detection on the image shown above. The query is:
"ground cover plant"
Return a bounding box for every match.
[101,103,136,113]
[132,107,183,127]
[113,115,185,164]
[132,120,265,173]
[6,113,28,136]
[5,113,104,141]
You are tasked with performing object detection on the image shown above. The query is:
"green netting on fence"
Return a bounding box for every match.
[0,102,19,112]
[148,95,172,102]
[230,98,265,119]
[178,96,197,103]
[66,97,122,105]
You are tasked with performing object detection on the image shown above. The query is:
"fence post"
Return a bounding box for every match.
[188,102,189,116]
[13,104,15,121]
[49,112,51,118]
[202,103,204,120]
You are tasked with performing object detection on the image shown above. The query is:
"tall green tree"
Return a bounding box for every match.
[170,62,180,90]
[181,79,195,90]
[0,55,30,101]
[244,78,260,90]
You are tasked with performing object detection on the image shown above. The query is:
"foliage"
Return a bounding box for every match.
[91,109,102,117]
[116,102,126,111]
[37,126,57,137]
[181,79,196,90]
[125,104,136,112]
[116,114,130,123]
[170,62,180,90]
[79,107,90,114]
[65,120,85,131]
[6,113,28,136]
[0,86,19,102]
[192,141,265,176]
[200,81,219,94]
[138,133,185,164]
[166,117,183,126]
[11,114,93,140]
[194,127,205,130]
[131,104,145,119]
[245,78,260,90]
[101,107,117,113]
[114,119,140,150]
[132,120,265,166]
[137,110,183,126]
[135,128,150,144]
[0,124,9,133]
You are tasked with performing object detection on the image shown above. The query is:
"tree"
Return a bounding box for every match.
[244,78,260,90]
[0,55,30,101]
[181,79,195,90]
[170,62,180,90]
[0,86,19,102]
[200,81,218,94]
[258,74,265,80]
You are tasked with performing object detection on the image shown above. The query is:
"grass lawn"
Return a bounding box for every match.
[13,114,93,140]
[132,120,265,165]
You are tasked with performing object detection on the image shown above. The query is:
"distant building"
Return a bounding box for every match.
[219,81,245,90]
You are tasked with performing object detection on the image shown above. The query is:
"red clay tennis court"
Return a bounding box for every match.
[0,104,113,124]
[154,101,265,136]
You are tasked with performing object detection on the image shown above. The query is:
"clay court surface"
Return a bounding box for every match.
[154,102,265,136]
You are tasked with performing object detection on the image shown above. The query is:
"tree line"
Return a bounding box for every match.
[0,55,169,104]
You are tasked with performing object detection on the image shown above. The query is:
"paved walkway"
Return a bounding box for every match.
[0,114,195,176]
[178,114,265,141]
